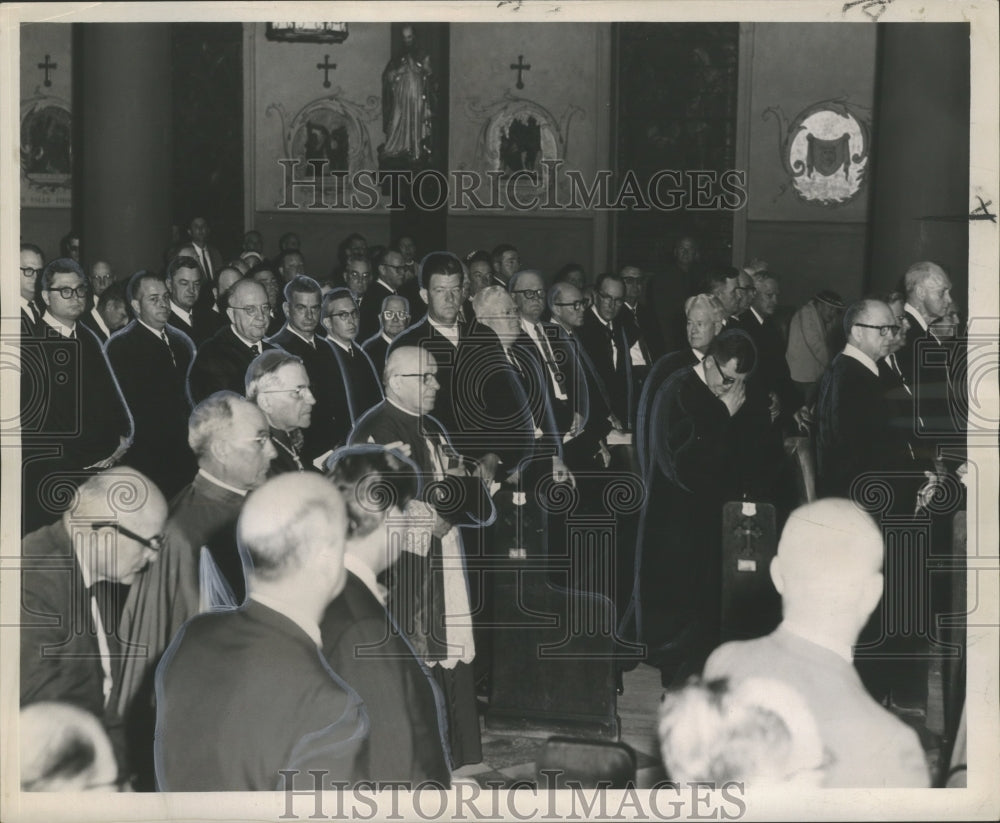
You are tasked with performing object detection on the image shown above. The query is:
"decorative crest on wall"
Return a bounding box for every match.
[763,97,871,206]
[464,92,584,187]
[266,89,380,201]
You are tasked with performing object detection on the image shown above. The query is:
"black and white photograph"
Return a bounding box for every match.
[1,2,997,822]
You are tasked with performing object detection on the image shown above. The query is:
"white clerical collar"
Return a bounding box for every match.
[89,307,111,339]
[287,325,315,346]
[380,331,394,344]
[137,317,169,339]
[42,313,76,338]
[170,301,193,326]
[750,306,765,325]
[904,302,928,331]
[198,468,248,497]
[232,327,261,350]
[521,317,542,339]
[693,359,709,386]
[780,620,853,664]
[427,316,459,345]
[344,554,385,604]
[387,396,421,418]
[691,347,705,363]
[842,343,880,377]
[376,278,396,294]
[250,592,322,646]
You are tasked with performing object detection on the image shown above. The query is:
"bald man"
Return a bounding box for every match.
[155,473,368,790]
[188,279,277,403]
[704,499,930,788]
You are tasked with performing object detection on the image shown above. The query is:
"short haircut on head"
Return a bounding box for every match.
[685,292,724,322]
[491,243,517,264]
[902,260,945,294]
[464,249,492,268]
[706,328,757,375]
[324,445,421,525]
[276,249,305,269]
[40,258,85,291]
[69,467,162,522]
[842,299,880,338]
[97,281,127,312]
[246,261,277,280]
[188,391,245,460]
[594,271,624,294]
[125,270,165,304]
[554,263,584,284]
[245,349,303,400]
[21,242,45,260]
[418,251,465,290]
[381,293,409,312]
[166,255,203,282]
[547,280,577,311]
[508,269,544,293]
[322,288,357,316]
[283,274,322,303]
[373,247,399,269]
[706,265,740,292]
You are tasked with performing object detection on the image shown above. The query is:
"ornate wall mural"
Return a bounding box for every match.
[21,91,72,208]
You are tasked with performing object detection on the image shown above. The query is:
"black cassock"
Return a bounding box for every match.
[633,365,737,672]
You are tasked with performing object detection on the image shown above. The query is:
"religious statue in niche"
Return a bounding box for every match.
[21,90,72,207]
[763,98,871,206]
[379,24,435,170]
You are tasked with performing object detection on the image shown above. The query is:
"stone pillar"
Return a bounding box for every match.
[867,24,969,299]
[77,24,173,278]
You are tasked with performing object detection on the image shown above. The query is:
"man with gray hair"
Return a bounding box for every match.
[245,350,317,474]
[363,293,411,380]
[704,499,930,788]
[155,473,369,791]
[113,392,276,788]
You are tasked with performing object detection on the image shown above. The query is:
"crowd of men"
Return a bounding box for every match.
[17,220,966,790]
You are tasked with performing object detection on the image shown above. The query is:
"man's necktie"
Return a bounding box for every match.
[200,248,212,280]
[347,346,354,359]
[252,343,262,356]
[160,330,177,367]
[535,323,567,399]
[29,303,39,325]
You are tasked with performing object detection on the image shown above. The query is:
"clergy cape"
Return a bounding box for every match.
[155,599,369,791]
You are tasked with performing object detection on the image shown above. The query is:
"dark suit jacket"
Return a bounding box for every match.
[358,280,396,342]
[79,307,110,344]
[622,300,665,361]
[556,328,614,470]
[734,309,801,419]
[268,326,353,461]
[167,305,226,348]
[320,572,450,785]
[327,339,383,425]
[155,599,369,791]
[21,521,107,719]
[576,308,632,426]
[191,243,224,315]
[187,325,276,404]
[106,321,197,499]
[362,332,393,381]
[816,352,915,499]
[390,318,463,435]
[648,263,701,352]
[635,348,699,476]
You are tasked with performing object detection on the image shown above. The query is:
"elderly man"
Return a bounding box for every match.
[155,473,369,791]
[21,469,167,766]
[359,248,406,341]
[636,330,755,686]
[268,275,353,461]
[165,255,224,347]
[106,271,197,500]
[577,272,632,428]
[322,447,451,785]
[815,300,920,501]
[249,262,286,337]
[188,278,277,403]
[786,290,844,404]
[113,394,275,788]
[321,288,383,425]
[363,294,411,379]
[391,252,468,434]
[22,259,132,532]
[88,260,113,298]
[704,499,930,788]
[246,350,316,474]
[350,347,491,769]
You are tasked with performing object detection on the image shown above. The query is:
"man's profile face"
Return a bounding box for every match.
[704,355,744,399]
[189,217,209,246]
[21,249,43,301]
[853,303,896,361]
[90,262,112,297]
[551,285,587,330]
[620,267,643,304]
[344,259,372,298]
[168,266,202,311]
[511,272,546,324]
[422,272,462,325]
[753,277,779,317]
[393,354,439,415]
[921,272,954,321]
[43,270,88,326]
[227,281,270,342]
[594,278,625,323]
[132,278,171,330]
[101,299,129,332]
[323,297,359,344]
[483,293,522,345]
[285,290,321,337]
[262,363,315,431]
[686,304,720,352]
[734,271,755,314]
[381,296,411,337]
[886,299,909,354]
[379,251,406,290]
[225,402,277,490]
[713,277,740,317]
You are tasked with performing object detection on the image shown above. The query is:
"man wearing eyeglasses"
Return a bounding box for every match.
[106,271,198,501]
[246,350,317,475]
[363,294,411,380]
[815,299,919,501]
[269,276,353,462]
[359,249,407,342]
[321,288,384,426]
[188,279,277,404]
[21,468,168,778]
[577,272,632,430]
[342,252,373,322]
[21,259,133,533]
[19,242,46,333]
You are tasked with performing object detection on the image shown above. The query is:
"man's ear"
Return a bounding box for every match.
[131,299,141,317]
[769,556,785,596]
[40,288,52,309]
[226,307,235,325]
[283,302,291,319]
[419,288,429,306]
